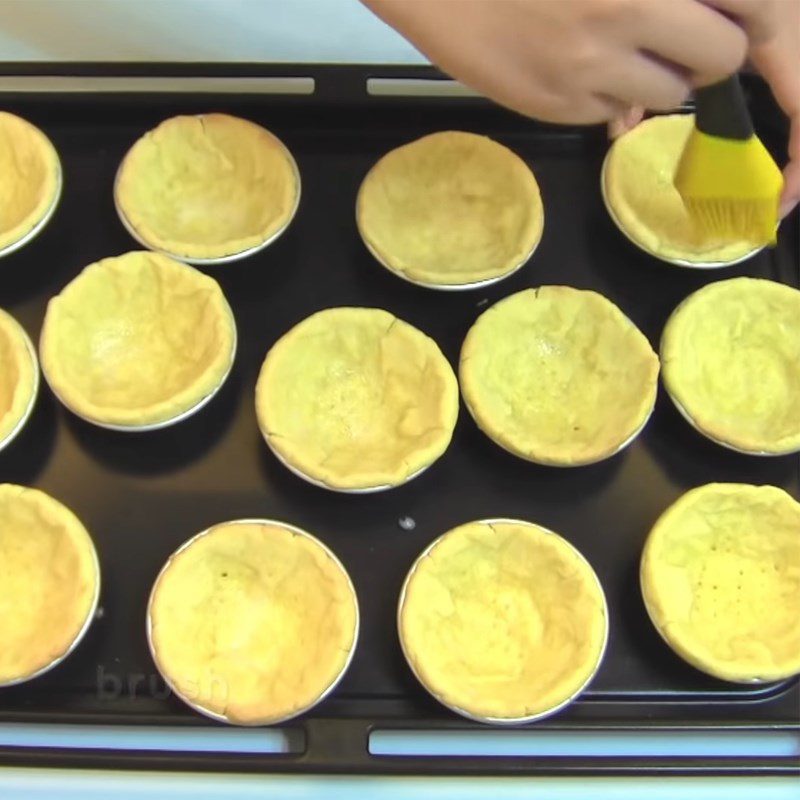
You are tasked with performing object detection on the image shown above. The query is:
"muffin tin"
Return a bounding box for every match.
[0,65,797,776]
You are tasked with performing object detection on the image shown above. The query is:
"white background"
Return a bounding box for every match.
[0,0,425,63]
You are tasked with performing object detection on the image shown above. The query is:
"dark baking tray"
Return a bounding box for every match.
[0,65,797,776]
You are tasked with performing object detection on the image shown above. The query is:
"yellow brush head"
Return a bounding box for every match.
[673,130,783,246]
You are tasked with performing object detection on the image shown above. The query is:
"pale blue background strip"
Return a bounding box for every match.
[369,729,800,758]
[0,771,799,800]
[2,724,797,759]
[0,724,297,754]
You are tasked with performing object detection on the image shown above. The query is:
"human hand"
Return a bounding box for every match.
[604,1,799,217]
[748,0,800,217]
[363,0,763,124]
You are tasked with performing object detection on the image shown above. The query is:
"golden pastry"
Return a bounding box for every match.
[0,112,60,253]
[604,114,759,264]
[255,307,459,490]
[0,484,99,684]
[641,483,800,682]
[399,519,607,721]
[460,287,659,465]
[148,520,358,725]
[661,277,800,454]
[357,131,543,286]
[40,251,236,428]
[0,308,38,450]
[115,114,299,261]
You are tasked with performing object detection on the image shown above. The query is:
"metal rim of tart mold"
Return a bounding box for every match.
[663,387,799,457]
[0,512,101,688]
[261,429,431,493]
[113,117,302,266]
[639,532,787,684]
[39,311,237,433]
[354,173,544,291]
[0,319,41,454]
[599,152,766,269]
[658,300,799,457]
[458,302,659,467]
[460,390,656,467]
[0,158,63,260]
[145,518,360,726]
[397,517,610,725]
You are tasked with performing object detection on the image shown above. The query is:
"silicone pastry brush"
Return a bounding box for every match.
[673,74,783,246]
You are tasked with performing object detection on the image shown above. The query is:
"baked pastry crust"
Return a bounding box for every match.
[255,307,459,490]
[460,286,659,465]
[357,131,543,286]
[604,114,758,264]
[40,251,236,427]
[641,483,800,682]
[0,112,60,252]
[661,277,800,454]
[115,114,299,260]
[0,308,37,447]
[399,519,607,720]
[0,484,99,684]
[148,521,358,724]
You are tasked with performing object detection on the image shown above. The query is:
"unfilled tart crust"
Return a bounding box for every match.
[0,112,60,252]
[0,484,99,684]
[255,307,459,490]
[115,113,299,260]
[661,277,800,454]
[604,114,758,263]
[460,287,659,465]
[148,521,358,725]
[0,308,37,446]
[399,520,607,721]
[40,251,236,427]
[641,484,800,682]
[357,131,543,286]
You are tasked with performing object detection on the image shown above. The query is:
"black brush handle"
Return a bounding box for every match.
[694,74,754,140]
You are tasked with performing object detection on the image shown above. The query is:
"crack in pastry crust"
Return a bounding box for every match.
[255,307,459,490]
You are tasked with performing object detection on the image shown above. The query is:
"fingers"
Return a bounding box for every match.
[603,52,692,111]
[703,0,781,44]
[779,116,800,217]
[747,0,800,215]
[780,155,800,218]
[634,0,749,86]
[466,61,630,124]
